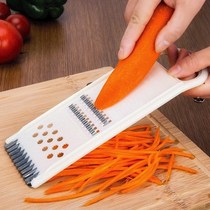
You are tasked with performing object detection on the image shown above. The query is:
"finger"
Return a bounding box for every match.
[177,48,189,62]
[167,44,178,66]
[155,0,205,52]
[124,0,139,23]
[118,0,161,60]
[177,48,197,80]
[168,46,210,78]
[167,45,189,67]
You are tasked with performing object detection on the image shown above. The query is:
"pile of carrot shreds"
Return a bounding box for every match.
[25,124,197,206]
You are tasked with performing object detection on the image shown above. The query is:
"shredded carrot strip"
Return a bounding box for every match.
[156,140,174,150]
[149,176,163,185]
[126,125,151,131]
[173,165,198,174]
[165,154,175,182]
[157,165,197,174]
[161,149,195,159]
[26,184,101,203]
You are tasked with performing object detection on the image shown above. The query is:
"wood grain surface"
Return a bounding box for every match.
[0,67,209,210]
[0,0,209,156]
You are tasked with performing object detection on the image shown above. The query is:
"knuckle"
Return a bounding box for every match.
[167,27,183,42]
[130,11,150,27]
[130,13,142,25]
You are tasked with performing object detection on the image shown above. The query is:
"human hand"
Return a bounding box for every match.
[118,0,205,60]
[167,44,210,98]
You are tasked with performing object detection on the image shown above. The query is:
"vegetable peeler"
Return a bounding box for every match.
[4,62,208,188]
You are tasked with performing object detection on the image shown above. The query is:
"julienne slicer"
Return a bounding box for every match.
[4,62,208,188]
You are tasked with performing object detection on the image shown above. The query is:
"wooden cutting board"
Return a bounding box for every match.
[0,67,209,210]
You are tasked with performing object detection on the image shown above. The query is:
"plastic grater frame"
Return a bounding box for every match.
[4,62,208,188]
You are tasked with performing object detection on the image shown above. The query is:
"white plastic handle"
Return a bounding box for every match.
[181,69,208,90]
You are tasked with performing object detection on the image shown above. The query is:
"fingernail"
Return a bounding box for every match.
[156,40,170,53]
[168,65,182,77]
[118,47,125,60]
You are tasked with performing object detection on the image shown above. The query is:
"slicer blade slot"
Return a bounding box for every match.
[80,95,111,125]
[69,104,99,135]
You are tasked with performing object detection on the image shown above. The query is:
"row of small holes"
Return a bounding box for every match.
[47,152,64,159]
[32,130,58,138]
[37,137,63,145]
[37,123,53,130]
[42,144,69,152]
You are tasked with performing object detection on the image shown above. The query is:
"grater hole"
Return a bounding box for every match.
[47,123,53,128]
[57,137,63,142]
[37,125,43,129]
[57,152,64,158]
[37,139,43,144]
[32,133,38,138]
[52,145,58,150]
[52,130,58,135]
[42,131,48,136]
[42,146,48,151]
[47,153,53,159]
[62,144,69,149]
[47,138,53,143]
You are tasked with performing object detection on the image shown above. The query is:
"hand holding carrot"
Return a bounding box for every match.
[118,0,205,59]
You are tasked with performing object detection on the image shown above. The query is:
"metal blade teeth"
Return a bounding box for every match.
[15,154,28,167]
[7,143,20,154]
[4,139,39,187]
[11,148,25,161]
[4,139,18,149]
[19,160,33,173]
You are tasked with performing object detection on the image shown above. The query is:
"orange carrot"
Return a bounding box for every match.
[94,3,174,110]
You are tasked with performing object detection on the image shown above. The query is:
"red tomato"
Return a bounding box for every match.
[0,2,11,19]
[6,14,30,39]
[0,20,23,64]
